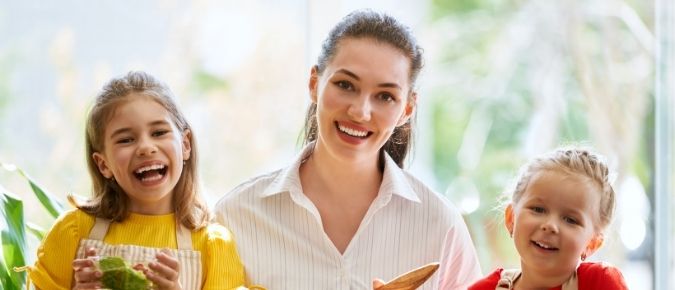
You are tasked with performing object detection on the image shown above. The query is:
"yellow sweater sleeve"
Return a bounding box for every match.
[197,223,247,290]
[29,209,92,290]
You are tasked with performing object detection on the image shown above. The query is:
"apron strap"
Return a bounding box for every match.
[496,268,579,290]
[89,218,110,240]
[176,223,193,250]
[496,269,521,289]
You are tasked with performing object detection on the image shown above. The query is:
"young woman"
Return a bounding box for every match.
[215,10,481,290]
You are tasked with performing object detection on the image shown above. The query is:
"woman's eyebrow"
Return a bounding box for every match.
[334,69,402,90]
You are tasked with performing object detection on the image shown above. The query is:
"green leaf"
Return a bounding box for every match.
[0,163,66,219]
[25,222,45,241]
[0,187,26,289]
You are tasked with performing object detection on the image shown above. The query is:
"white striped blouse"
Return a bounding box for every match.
[214,144,482,290]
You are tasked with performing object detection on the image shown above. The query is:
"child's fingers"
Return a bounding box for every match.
[73,266,102,286]
[132,263,147,271]
[72,258,95,271]
[84,247,97,258]
[145,270,182,290]
[148,260,179,282]
[155,250,180,272]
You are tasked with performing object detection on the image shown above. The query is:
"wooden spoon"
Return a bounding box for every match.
[377,262,440,290]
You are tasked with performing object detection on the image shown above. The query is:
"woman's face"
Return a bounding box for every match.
[309,37,414,164]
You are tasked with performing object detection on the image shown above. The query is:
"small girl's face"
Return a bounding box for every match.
[92,95,191,215]
[506,170,604,279]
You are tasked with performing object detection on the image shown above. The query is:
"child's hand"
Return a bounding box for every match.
[72,247,102,289]
[142,249,182,290]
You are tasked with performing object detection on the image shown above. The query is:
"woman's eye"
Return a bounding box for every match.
[334,80,354,91]
[378,93,395,102]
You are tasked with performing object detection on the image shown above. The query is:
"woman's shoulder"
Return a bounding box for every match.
[397,169,463,215]
[577,262,628,289]
[218,168,285,201]
[467,268,503,290]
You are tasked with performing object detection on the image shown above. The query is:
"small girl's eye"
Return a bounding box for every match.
[530,206,545,213]
[152,130,169,137]
[563,216,579,225]
[116,137,133,144]
[334,80,354,91]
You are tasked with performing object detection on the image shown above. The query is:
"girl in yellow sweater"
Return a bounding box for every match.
[29,71,248,290]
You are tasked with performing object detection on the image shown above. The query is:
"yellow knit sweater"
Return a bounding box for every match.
[29,209,247,290]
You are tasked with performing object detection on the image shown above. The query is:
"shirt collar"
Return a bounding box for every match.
[259,142,421,204]
[258,144,311,198]
[379,152,421,203]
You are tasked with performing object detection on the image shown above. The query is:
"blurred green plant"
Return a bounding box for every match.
[0,162,65,290]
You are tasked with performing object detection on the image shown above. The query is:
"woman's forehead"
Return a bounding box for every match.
[327,38,412,85]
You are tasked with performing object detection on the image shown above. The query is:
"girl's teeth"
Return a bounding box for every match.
[141,174,162,182]
[535,241,553,249]
[135,164,165,174]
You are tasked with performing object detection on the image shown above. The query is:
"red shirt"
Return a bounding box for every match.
[468,262,629,290]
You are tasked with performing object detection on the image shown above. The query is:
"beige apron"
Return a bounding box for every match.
[75,217,203,289]
[496,269,578,290]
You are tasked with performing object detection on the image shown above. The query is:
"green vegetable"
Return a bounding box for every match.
[98,256,151,290]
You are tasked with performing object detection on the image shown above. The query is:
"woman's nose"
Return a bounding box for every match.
[347,95,372,122]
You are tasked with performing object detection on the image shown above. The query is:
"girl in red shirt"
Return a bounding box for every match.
[469,147,628,290]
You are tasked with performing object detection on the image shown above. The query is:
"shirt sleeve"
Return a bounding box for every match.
[578,262,629,290]
[437,211,483,290]
[467,269,502,290]
[201,223,248,290]
[29,209,85,290]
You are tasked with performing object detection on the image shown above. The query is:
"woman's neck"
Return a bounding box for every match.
[300,141,382,200]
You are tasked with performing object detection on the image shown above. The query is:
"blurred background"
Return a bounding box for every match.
[0,0,670,289]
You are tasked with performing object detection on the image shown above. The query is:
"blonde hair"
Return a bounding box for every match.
[507,147,616,230]
[76,71,210,230]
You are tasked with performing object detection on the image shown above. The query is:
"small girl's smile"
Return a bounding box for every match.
[531,240,558,251]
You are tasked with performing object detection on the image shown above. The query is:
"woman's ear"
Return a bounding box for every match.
[92,152,113,179]
[505,204,515,237]
[182,129,192,161]
[309,66,319,103]
[396,92,416,126]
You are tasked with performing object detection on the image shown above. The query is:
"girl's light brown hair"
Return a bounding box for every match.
[506,147,616,230]
[75,71,209,230]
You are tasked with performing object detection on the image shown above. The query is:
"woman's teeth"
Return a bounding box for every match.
[338,125,368,137]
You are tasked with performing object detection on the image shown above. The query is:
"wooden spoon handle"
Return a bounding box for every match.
[378,262,440,290]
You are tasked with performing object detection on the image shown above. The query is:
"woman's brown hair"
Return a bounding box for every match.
[302,9,424,168]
